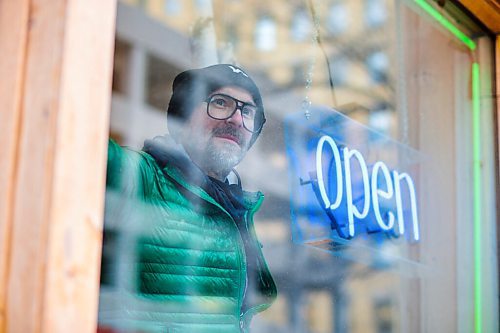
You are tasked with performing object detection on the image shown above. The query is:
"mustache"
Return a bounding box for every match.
[212,125,245,145]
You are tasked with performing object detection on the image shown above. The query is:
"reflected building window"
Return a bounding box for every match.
[226,22,239,49]
[145,54,179,111]
[327,2,348,36]
[112,39,131,95]
[331,56,350,86]
[369,103,392,135]
[306,291,333,333]
[193,0,219,21]
[164,0,181,15]
[108,130,125,145]
[99,229,118,287]
[255,15,277,51]
[290,63,306,87]
[374,298,394,333]
[364,0,387,28]
[366,51,388,83]
[195,0,211,13]
[291,8,312,42]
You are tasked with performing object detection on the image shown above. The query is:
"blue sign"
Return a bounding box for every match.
[285,107,423,262]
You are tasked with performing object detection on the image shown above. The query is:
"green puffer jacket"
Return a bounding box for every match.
[102,139,277,333]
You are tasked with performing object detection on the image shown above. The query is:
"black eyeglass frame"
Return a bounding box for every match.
[205,93,266,134]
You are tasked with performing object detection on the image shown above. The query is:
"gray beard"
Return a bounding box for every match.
[202,140,245,178]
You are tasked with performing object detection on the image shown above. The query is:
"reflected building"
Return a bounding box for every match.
[101,1,409,332]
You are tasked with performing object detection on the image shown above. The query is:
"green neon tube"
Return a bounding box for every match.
[472,62,482,333]
[413,0,476,51]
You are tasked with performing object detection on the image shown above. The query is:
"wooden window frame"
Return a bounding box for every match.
[0,1,116,332]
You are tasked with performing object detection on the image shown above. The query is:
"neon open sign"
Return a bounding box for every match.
[315,135,420,241]
[285,107,422,250]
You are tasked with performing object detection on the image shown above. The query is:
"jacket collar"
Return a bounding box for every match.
[142,135,262,209]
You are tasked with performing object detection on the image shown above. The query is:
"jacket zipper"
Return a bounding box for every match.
[239,193,275,327]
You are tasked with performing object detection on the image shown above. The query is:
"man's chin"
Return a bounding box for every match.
[206,142,245,171]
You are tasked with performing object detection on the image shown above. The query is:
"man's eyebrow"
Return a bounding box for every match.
[244,101,258,108]
[237,97,257,108]
[215,93,257,107]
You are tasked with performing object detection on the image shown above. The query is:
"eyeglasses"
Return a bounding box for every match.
[205,93,265,133]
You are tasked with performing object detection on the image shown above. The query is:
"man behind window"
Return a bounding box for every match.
[101,64,277,333]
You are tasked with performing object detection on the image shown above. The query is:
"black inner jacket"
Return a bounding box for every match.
[143,135,259,313]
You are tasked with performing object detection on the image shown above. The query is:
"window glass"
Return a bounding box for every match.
[365,0,387,28]
[255,15,277,51]
[291,7,312,42]
[366,51,389,84]
[164,0,182,15]
[330,56,350,86]
[99,1,498,332]
[327,2,349,35]
[112,39,131,95]
[145,54,178,111]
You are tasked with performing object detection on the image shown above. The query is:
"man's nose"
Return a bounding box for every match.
[226,107,244,127]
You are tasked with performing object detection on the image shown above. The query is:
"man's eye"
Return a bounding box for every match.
[212,98,227,107]
[242,107,256,118]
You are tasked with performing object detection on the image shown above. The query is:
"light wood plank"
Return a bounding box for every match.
[4,0,116,332]
[6,2,68,330]
[0,1,30,331]
[457,0,500,33]
[41,0,116,331]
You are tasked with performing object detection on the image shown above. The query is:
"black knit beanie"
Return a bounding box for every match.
[166,64,266,146]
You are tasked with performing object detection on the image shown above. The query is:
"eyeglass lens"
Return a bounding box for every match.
[207,94,261,132]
